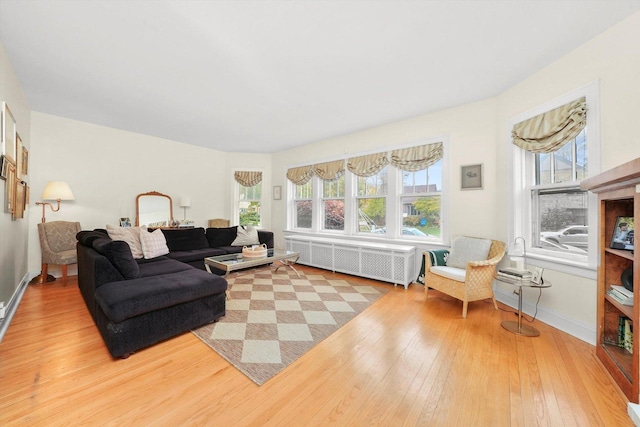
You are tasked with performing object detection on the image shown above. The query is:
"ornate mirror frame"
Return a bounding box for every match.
[135,191,173,226]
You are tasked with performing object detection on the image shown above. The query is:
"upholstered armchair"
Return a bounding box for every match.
[424,236,506,318]
[36,221,81,283]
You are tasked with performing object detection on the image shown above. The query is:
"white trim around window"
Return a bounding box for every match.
[506,81,600,278]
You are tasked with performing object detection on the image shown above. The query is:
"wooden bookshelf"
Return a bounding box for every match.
[582,157,640,402]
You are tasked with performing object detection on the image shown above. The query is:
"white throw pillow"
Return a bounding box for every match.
[106,224,144,259]
[231,226,260,246]
[139,228,170,259]
[446,236,492,269]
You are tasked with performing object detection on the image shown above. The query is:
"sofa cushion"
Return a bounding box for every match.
[446,236,492,269]
[231,225,260,246]
[106,225,144,259]
[166,248,227,263]
[206,226,238,247]
[161,227,209,251]
[76,230,108,248]
[140,228,170,259]
[94,269,228,323]
[137,258,193,277]
[93,238,140,279]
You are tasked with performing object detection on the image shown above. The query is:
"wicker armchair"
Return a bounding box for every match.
[424,238,506,318]
[208,218,230,228]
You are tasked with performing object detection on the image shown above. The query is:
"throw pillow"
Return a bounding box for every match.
[446,236,492,269]
[139,228,170,259]
[206,226,238,247]
[106,224,144,259]
[161,227,208,251]
[93,238,140,279]
[231,225,260,246]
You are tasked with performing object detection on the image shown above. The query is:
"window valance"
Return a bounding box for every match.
[512,97,587,153]
[234,171,262,187]
[313,159,345,181]
[286,165,314,185]
[347,152,389,177]
[391,142,443,171]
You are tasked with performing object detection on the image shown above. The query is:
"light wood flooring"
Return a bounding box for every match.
[0,265,633,426]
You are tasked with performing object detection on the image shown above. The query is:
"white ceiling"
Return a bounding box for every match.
[1,1,639,154]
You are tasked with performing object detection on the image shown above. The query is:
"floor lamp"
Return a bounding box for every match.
[30,181,75,284]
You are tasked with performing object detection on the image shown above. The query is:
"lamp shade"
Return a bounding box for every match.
[41,181,75,201]
[179,197,191,208]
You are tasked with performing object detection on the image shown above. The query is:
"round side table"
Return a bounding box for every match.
[497,277,551,337]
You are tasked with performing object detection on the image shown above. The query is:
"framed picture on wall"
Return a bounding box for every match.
[21,146,28,176]
[13,180,26,220]
[5,157,16,214]
[16,133,22,179]
[2,102,16,163]
[461,163,483,190]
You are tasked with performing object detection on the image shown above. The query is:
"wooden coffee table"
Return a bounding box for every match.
[204,249,300,278]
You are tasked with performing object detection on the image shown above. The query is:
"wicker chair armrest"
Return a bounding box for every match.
[467,254,503,268]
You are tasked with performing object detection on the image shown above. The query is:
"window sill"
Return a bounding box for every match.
[283,229,444,248]
[517,251,596,280]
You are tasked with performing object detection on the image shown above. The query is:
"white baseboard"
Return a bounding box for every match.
[494,287,596,345]
[0,273,31,342]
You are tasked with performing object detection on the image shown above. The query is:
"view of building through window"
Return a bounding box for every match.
[401,159,442,238]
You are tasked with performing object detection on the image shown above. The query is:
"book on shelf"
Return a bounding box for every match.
[497,267,532,279]
[618,316,633,353]
[607,286,634,306]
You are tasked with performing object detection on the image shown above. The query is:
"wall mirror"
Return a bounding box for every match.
[135,191,173,226]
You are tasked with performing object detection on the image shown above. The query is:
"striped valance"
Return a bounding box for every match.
[234,171,262,187]
[391,142,443,172]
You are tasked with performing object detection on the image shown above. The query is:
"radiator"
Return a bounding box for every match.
[284,235,416,288]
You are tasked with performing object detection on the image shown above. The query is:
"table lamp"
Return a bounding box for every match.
[179,197,191,220]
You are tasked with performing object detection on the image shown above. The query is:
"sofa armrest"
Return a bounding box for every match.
[258,230,274,248]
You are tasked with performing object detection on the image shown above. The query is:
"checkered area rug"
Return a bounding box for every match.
[192,267,388,385]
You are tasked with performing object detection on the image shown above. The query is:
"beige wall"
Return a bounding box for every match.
[0,42,31,306]
[26,113,273,276]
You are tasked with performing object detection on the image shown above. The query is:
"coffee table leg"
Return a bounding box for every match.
[274,257,301,278]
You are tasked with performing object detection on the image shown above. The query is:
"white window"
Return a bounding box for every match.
[400,159,442,239]
[238,182,261,226]
[357,167,387,234]
[509,82,599,273]
[293,181,312,229]
[322,175,345,231]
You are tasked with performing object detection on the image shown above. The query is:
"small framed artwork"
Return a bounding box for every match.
[273,185,282,200]
[16,133,22,179]
[2,102,16,163]
[120,217,132,227]
[4,158,16,214]
[531,267,544,285]
[0,155,8,180]
[461,163,483,190]
[610,216,634,251]
[21,146,28,176]
[13,180,26,220]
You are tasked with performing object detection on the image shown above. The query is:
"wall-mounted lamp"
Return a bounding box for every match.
[179,197,191,220]
[35,181,75,223]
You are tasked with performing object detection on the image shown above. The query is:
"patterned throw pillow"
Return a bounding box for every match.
[106,224,144,259]
[139,228,170,259]
[231,226,260,246]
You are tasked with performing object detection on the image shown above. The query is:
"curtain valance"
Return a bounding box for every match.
[391,142,443,171]
[512,97,587,153]
[286,165,314,185]
[347,152,389,177]
[313,159,345,181]
[234,171,262,187]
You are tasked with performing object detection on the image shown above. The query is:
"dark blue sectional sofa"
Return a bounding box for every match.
[76,226,274,358]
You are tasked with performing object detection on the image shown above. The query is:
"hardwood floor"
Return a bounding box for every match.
[0,265,633,426]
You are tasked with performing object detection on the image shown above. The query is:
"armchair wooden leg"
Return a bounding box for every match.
[61,265,68,285]
[425,286,429,299]
[462,301,468,318]
[492,297,498,310]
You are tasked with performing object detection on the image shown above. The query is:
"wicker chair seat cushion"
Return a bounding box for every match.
[430,266,466,283]
[447,236,491,269]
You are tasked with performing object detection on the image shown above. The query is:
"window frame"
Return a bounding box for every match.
[507,82,600,277]
[233,169,264,227]
[285,137,449,244]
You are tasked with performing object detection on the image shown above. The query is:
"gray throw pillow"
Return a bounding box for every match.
[447,236,492,269]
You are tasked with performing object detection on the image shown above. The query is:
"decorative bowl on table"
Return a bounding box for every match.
[242,244,268,258]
